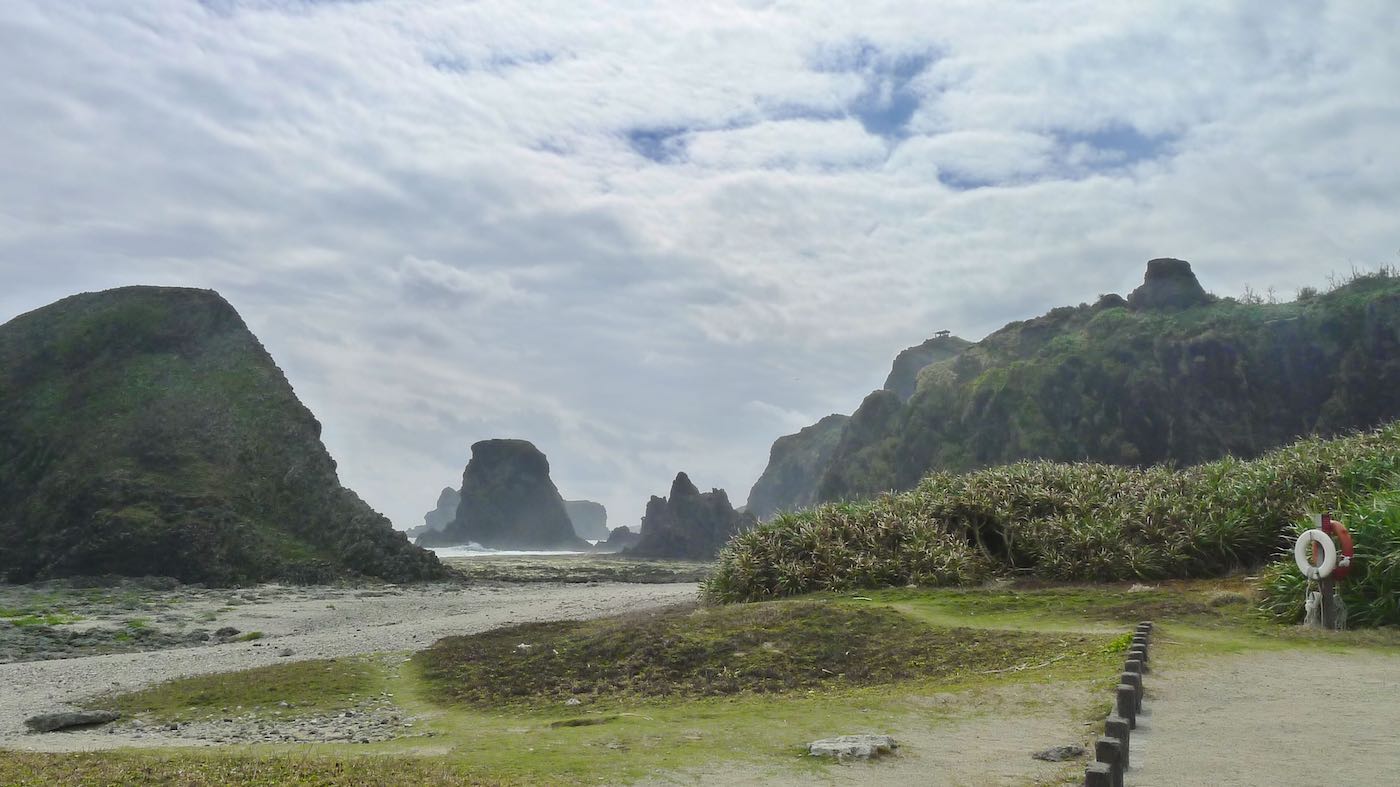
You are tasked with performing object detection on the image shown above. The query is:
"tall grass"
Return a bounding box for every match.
[704,422,1400,603]
[1258,491,1400,628]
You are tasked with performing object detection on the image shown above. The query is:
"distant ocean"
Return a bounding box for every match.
[427,542,600,558]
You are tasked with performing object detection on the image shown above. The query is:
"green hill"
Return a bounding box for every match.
[0,286,447,585]
[750,260,1400,514]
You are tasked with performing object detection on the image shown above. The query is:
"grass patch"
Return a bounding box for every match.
[415,599,1103,707]
[0,751,499,787]
[3,612,83,627]
[96,658,384,722]
[236,630,264,641]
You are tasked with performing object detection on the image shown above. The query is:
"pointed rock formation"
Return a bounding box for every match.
[629,473,756,560]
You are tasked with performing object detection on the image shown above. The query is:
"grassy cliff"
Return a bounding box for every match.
[0,286,446,584]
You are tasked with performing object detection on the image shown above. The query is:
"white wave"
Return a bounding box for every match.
[428,543,589,558]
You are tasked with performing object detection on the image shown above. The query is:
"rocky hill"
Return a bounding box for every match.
[0,286,447,585]
[750,260,1400,512]
[564,500,609,540]
[420,440,587,550]
[629,473,756,560]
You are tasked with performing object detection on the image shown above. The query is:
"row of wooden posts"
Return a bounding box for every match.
[1085,621,1152,786]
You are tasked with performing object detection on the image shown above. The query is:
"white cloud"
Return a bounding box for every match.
[2,0,1398,528]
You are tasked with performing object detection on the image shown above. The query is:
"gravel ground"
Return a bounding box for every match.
[0,580,698,752]
[1130,648,1400,785]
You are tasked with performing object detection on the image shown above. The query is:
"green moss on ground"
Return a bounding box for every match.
[414,599,1104,707]
[97,658,385,722]
[0,752,498,787]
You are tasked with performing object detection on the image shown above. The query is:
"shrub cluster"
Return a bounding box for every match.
[1258,491,1400,628]
[704,422,1400,603]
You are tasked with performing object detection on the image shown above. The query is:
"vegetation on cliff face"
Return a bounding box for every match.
[0,286,446,585]
[705,422,1400,603]
[420,439,587,550]
[749,261,1400,514]
[744,414,848,521]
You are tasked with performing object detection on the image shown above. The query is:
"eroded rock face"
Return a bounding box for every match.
[0,286,445,585]
[746,414,849,521]
[421,440,587,550]
[1127,258,1213,310]
[628,473,756,560]
[564,500,609,540]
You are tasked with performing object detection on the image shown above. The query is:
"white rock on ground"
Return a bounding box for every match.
[808,734,898,760]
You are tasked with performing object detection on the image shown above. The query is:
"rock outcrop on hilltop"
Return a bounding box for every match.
[407,487,460,541]
[0,286,447,585]
[564,500,609,540]
[745,414,848,521]
[420,440,587,550]
[883,334,973,402]
[629,473,756,560]
[748,259,1400,508]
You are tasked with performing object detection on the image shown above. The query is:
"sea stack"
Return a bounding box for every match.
[421,439,587,550]
[629,473,756,560]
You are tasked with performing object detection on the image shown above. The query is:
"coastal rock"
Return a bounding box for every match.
[0,286,445,585]
[25,710,120,733]
[564,500,609,540]
[421,440,587,550]
[408,488,460,540]
[1127,258,1213,310]
[594,525,640,552]
[628,473,755,560]
[807,734,897,760]
[745,414,849,521]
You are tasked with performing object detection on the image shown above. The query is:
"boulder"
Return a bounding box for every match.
[807,734,898,760]
[1032,744,1086,761]
[25,710,120,733]
[627,473,756,560]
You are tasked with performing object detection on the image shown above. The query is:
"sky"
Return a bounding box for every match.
[2,1,1398,531]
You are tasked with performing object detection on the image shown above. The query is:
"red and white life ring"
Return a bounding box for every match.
[1294,529,1336,580]
[1321,515,1354,581]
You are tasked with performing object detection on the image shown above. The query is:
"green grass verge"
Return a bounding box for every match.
[95,658,385,722]
[0,752,501,787]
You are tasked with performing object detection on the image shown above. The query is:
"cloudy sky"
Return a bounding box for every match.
[2,1,1397,531]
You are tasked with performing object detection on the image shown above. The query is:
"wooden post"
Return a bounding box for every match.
[1116,684,1137,729]
[1120,671,1143,711]
[1094,736,1125,787]
[1105,715,1131,769]
[1085,762,1113,787]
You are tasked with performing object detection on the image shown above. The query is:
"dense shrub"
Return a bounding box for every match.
[704,422,1400,603]
[1258,491,1400,628]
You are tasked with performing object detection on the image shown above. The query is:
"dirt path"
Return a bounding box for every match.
[1130,648,1400,785]
[0,581,698,752]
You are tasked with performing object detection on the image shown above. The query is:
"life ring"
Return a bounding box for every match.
[1294,529,1337,580]
[1321,516,1355,581]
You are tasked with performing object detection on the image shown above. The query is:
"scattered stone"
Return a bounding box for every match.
[214,626,241,639]
[565,697,582,706]
[1032,744,1087,762]
[277,648,294,657]
[25,710,121,733]
[807,734,898,761]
